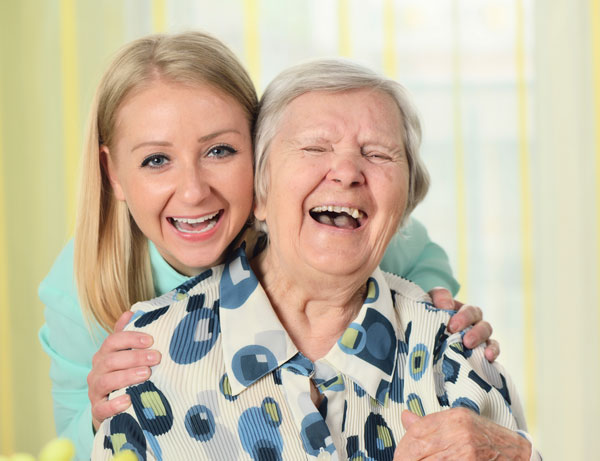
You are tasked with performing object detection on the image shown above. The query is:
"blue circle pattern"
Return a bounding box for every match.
[364,277,379,303]
[238,398,284,461]
[106,413,147,461]
[452,397,480,414]
[219,374,238,401]
[185,405,216,442]
[339,308,397,376]
[281,353,314,377]
[338,323,367,356]
[220,247,259,310]
[126,381,173,436]
[299,412,336,457]
[169,297,220,365]
[364,413,395,460]
[232,345,278,386]
[408,344,430,381]
[406,393,425,417]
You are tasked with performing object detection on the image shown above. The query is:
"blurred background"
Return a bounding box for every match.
[0,0,598,459]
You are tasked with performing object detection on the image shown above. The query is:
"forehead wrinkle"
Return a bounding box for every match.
[358,130,404,152]
[285,123,344,146]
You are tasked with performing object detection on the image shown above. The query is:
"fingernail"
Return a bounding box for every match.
[147,351,160,363]
[136,367,150,378]
[464,337,473,348]
[139,335,152,347]
[447,322,456,333]
[115,395,130,409]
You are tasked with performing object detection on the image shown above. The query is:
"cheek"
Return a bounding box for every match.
[225,159,255,213]
[376,169,409,216]
[119,176,167,220]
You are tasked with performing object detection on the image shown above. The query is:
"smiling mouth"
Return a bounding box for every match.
[309,205,366,230]
[168,210,222,234]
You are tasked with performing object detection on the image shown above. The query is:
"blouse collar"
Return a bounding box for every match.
[219,246,400,405]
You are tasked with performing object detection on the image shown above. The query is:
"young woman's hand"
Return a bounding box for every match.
[87,311,161,430]
[428,287,500,363]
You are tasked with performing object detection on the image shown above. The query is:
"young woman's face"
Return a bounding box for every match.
[104,79,254,276]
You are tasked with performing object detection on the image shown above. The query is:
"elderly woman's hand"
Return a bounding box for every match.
[428,287,499,362]
[88,311,161,430]
[393,409,531,461]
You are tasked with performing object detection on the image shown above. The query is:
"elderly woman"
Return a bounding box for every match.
[92,60,540,460]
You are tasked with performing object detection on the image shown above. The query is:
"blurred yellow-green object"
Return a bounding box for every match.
[0,439,139,461]
[0,438,75,461]
[112,450,138,461]
[1,455,35,461]
[38,439,75,461]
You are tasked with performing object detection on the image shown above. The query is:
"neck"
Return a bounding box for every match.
[252,247,368,361]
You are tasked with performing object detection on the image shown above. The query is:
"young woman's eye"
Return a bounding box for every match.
[141,154,169,168]
[206,144,237,158]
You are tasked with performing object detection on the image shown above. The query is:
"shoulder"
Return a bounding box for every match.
[382,270,455,355]
[38,239,80,317]
[383,270,452,323]
[125,266,223,333]
[382,270,430,303]
[39,239,75,293]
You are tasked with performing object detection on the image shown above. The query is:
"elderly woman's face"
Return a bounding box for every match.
[255,88,409,278]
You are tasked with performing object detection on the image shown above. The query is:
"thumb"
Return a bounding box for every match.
[114,310,134,332]
[401,410,421,430]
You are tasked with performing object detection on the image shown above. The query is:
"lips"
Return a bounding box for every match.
[167,210,222,234]
[309,205,366,230]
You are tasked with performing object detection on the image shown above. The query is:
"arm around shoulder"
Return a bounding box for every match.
[380,218,459,295]
[39,239,107,460]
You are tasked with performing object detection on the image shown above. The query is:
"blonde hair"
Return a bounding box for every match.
[75,32,258,332]
[254,58,429,231]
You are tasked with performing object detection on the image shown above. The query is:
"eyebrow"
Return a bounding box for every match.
[131,129,242,152]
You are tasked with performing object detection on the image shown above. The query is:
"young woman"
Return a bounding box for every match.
[39,31,494,460]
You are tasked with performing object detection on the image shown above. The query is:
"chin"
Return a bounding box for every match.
[178,252,223,275]
[309,258,368,278]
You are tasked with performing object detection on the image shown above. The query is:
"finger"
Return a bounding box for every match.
[463,319,492,349]
[97,330,154,357]
[114,310,134,333]
[427,287,454,310]
[448,304,483,334]
[91,365,153,402]
[484,338,500,362]
[95,348,161,378]
[401,410,422,430]
[92,394,132,426]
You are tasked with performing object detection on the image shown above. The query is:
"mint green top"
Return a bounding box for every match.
[38,218,457,460]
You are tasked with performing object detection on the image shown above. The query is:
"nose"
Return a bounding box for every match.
[325,150,365,187]
[178,165,211,204]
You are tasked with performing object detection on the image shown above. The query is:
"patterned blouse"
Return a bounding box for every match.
[92,246,535,461]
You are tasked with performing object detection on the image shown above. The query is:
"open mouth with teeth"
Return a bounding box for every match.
[309,205,366,230]
[168,210,223,234]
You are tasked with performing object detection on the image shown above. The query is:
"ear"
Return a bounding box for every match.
[100,146,126,201]
[253,196,267,222]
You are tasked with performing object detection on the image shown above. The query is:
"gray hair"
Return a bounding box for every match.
[254,58,429,231]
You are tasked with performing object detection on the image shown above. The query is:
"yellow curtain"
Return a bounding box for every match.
[1,0,598,457]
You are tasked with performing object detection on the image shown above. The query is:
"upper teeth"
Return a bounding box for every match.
[171,212,219,224]
[311,205,363,219]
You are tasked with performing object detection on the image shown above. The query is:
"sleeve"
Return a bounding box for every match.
[380,218,460,296]
[38,239,107,461]
[440,335,542,460]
